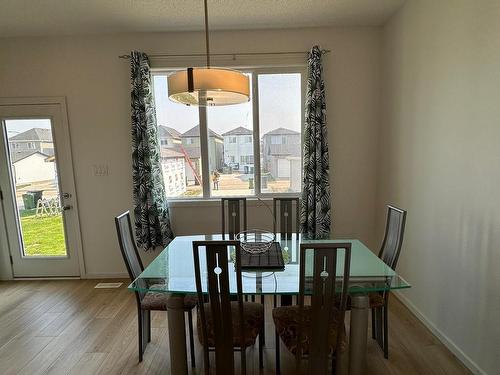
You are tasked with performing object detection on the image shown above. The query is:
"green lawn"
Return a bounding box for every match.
[20,213,66,256]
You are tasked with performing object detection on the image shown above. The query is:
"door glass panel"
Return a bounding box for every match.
[4,119,68,257]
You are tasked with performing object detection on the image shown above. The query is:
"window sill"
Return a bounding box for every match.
[167,195,300,208]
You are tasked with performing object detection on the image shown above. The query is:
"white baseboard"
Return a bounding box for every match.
[82,272,129,279]
[13,276,81,280]
[394,291,486,375]
[2,272,129,280]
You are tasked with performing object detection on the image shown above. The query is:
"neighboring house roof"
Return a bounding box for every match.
[263,127,300,136]
[182,146,201,159]
[162,144,201,159]
[161,148,185,159]
[158,125,181,139]
[222,126,252,136]
[11,151,50,164]
[9,128,53,142]
[181,125,223,139]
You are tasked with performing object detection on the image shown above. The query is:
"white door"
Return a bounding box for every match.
[277,158,291,178]
[0,100,83,277]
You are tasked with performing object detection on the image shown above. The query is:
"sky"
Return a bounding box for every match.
[153,72,302,137]
[4,119,51,138]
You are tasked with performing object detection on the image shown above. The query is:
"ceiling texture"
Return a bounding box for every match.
[0,0,405,38]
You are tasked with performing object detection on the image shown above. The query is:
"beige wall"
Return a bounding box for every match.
[379,1,500,373]
[0,27,382,277]
[1,3,498,373]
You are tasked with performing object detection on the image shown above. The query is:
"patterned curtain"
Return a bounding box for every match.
[300,46,331,239]
[130,51,174,250]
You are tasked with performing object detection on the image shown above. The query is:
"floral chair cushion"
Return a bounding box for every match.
[368,293,385,308]
[272,305,347,355]
[140,285,197,311]
[197,301,264,348]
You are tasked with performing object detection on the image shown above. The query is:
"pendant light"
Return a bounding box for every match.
[168,0,250,106]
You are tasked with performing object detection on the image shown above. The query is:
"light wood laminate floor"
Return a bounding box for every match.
[0,279,472,374]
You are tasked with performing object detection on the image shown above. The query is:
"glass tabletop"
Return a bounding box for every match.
[128,233,411,295]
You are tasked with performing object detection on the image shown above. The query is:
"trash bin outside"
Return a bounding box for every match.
[28,190,44,206]
[261,174,269,189]
[22,193,35,210]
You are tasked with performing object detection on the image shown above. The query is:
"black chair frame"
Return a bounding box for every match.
[193,240,264,375]
[221,198,247,238]
[115,211,196,365]
[273,197,300,238]
[372,205,407,359]
[275,242,351,374]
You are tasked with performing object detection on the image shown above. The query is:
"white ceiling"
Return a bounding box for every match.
[0,0,405,38]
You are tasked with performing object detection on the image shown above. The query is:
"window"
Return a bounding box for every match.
[152,69,303,199]
[153,75,203,198]
[258,73,302,193]
[240,155,254,164]
[206,72,254,197]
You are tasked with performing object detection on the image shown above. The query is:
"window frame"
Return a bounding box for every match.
[152,65,306,201]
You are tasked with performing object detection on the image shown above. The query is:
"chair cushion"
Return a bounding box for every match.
[368,293,385,308]
[344,293,386,310]
[197,301,264,348]
[140,285,198,311]
[272,305,347,355]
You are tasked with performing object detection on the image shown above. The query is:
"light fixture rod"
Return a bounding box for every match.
[204,0,210,68]
[119,50,330,60]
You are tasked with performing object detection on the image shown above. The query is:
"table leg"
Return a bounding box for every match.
[167,295,188,375]
[349,293,369,375]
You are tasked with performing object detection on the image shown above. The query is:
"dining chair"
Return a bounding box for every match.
[272,197,300,311]
[273,243,352,375]
[273,197,300,238]
[221,197,260,307]
[115,211,197,365]
[221,198,247,237]
[193,240,264,374]
[371,205,407,359]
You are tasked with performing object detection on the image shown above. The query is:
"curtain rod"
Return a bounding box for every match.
[118,49,330,59]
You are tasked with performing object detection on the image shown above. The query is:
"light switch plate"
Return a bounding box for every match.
[93,164,109,176]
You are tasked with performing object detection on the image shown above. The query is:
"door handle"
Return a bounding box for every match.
[62,205,72,211]
[62,193,72,199]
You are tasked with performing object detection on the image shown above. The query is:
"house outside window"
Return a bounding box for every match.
[8,128,54,158]
[152,69,304,199]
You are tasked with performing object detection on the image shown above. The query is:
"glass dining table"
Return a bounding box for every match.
[129,233,410,375]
